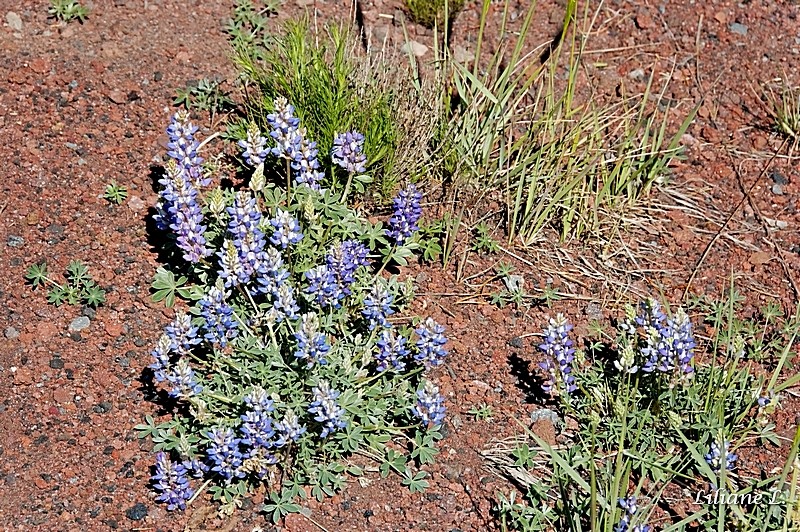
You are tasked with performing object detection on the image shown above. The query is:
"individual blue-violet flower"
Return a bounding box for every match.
[386,184,423,245]
[414,317,448,368]
[375,328,409,372]
[305,265,341,307]
[269,209,303,249]
[238,123,269,167]
[165,359,203,399]
[412,380,446,428]
[332,131,367,174]
[256,247,290,296]
[273,283,300,322]
[221,191,267,286]
[308,381,347,438]
[240,388,276,450]
[152,451,194,511]
[149,334,173,383]
[165,110,209,187]
[267,97,301,158]
[165,311,201,356]
[294,313,330,367]
[198,286,239,347]
[538,313,577,395]
[274,410,306,447]
[205,426,244,480]
[156,161,212,263]
[362,281,394,330]
[705,439,737,472]
[614,496,651,532]
[291,131,325,190]
[326,240,369,295]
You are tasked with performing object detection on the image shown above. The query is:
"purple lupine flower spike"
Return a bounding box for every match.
[412,381,446,428]
[294,313,331,367]
[152,452,194,511]
[308,381,347,438]
[332,131,367,174]
[375,328,409,372]
[238,123,269,167]
[539,313,577,395]
[414,317,448,368]
[386,184,423,245]
[362,282,394,330]
[198,286,239,347]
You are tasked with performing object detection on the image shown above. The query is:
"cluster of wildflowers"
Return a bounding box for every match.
[332,131,367,174]
[147,101,450,512]
[616,299,696,380]
[386,184,423,245]
[614,496,651,532]
[538,313,577,396]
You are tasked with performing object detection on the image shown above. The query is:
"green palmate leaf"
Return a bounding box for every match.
[66,260,90,284]
[47,287,67,306]
[402,470,429,493]
[25,262,49,288]
[151,267,188,308]
[83,285,106,307]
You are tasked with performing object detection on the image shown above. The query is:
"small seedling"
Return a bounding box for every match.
[25,260,105,307]
[48,0,89,23]
[104,182,128,205]
[174,78,234,115]
[467,403,494,421]
[471,222,500,254]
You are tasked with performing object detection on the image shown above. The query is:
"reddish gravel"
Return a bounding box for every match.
[1,0,799,530]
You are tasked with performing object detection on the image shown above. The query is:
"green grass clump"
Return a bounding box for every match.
[231,17,432,199]
[404,0,466,29]
[763,79,800,143]
[431,0,696,244]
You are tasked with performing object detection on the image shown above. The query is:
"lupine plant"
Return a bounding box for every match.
[495,291,800,531]
[137,104,449,518]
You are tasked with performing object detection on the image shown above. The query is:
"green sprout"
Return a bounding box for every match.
[104,182,128,205]
[25,260,105,307]
[48,0,89,23]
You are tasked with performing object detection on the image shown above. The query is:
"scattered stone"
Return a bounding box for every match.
[82,306,96,320]
[5,11,22,32]
[401,40,428,58]
[125,503,148,521]
[453,45,473,64]
[4,326,19,339]
[69,316,91,332]
[153,71,163,82]
[507,337,524,349]
[634,13,654,29]
[65,142,79,152]
[53,388,72,404]
[127,195,146,212]
[628,68,646,82]
[93,401,113,414]
[6,235,24,248]
[770,169,788,185]
[729,22,748,36]
[107,89,128,104]
[772,183,784,196]
[530,408,559,424]
[49,356,64,369]
[584,301,603,321]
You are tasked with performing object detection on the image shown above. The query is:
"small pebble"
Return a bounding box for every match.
[770,169,788,185]
[49,357,64,370]
[5,11,23,32]
[401,40,428,58]
[729,22,748,36]
[69,316,91,332]
[93,401,113,414]
[4,326,19,339]
[125,503,148,521]
[772,184,784,196]
[530,408,559,424]
[507,337,524,348]
[6,235,24,248]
